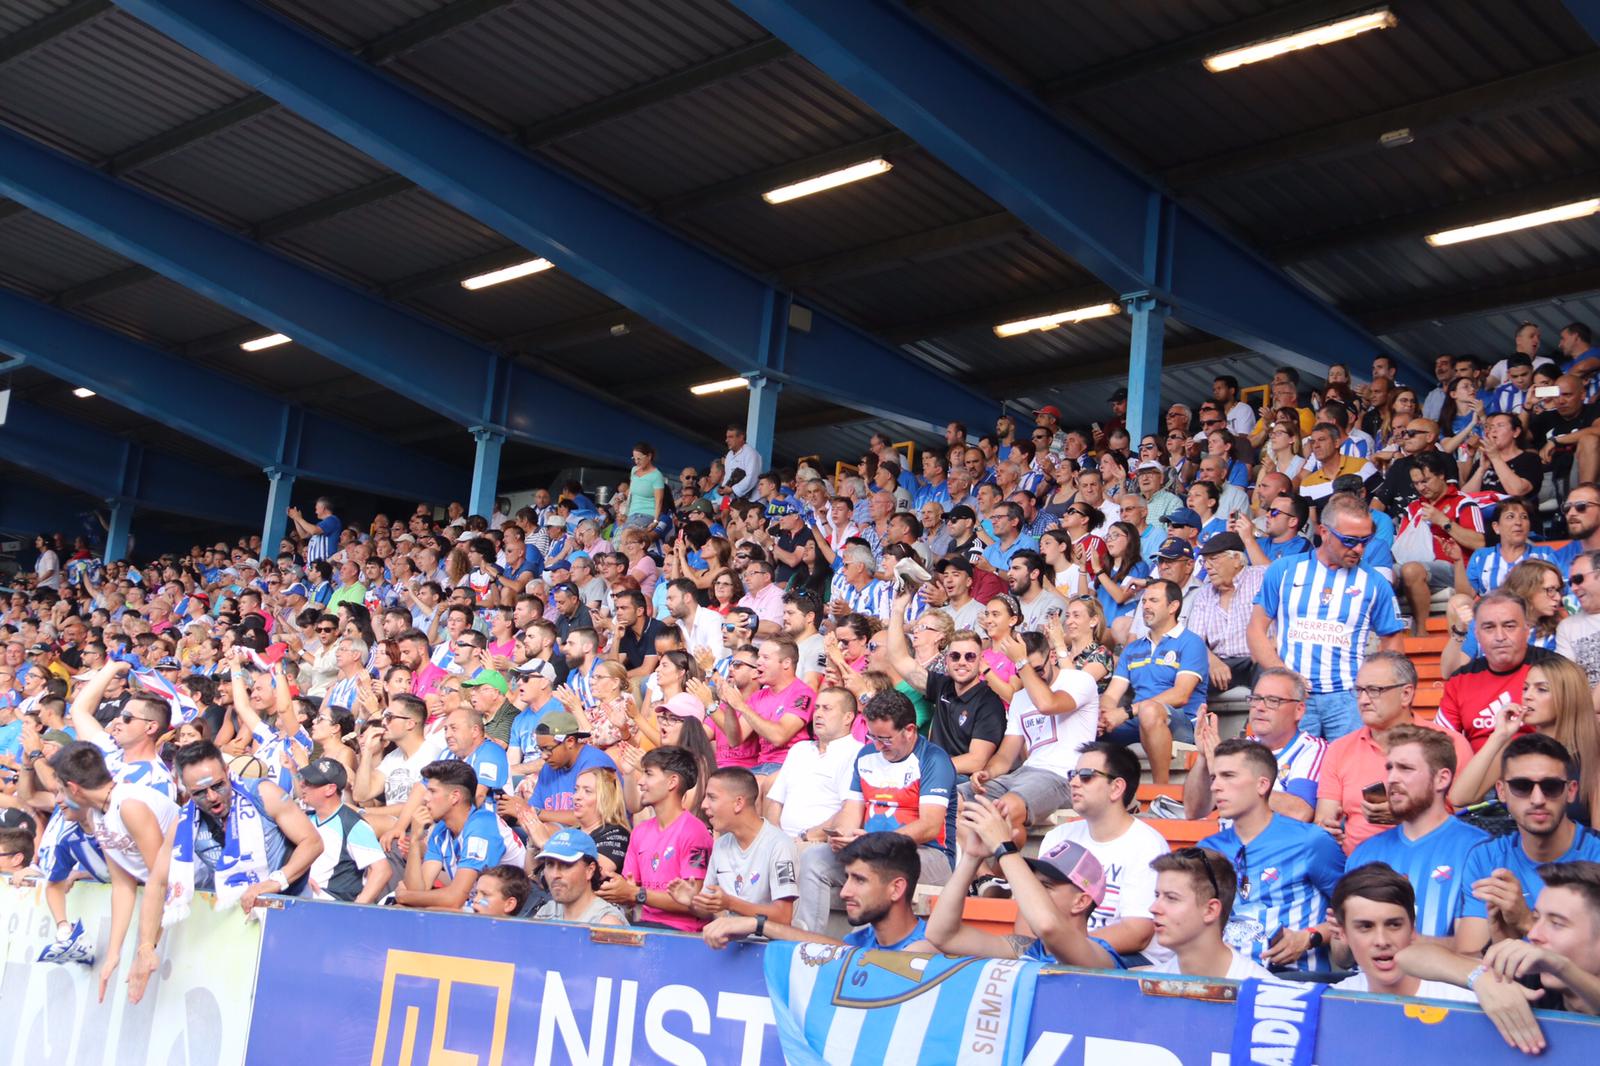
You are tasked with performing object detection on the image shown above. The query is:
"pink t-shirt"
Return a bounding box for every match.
[748,678,817,765]
[706,706,762,769]
[624,810,713,930]
[630,557,659,599]
[411,661,449,698]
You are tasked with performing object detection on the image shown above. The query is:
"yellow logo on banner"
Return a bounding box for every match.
[370,950,515,1066]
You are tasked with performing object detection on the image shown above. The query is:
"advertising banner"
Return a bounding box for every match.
[245,897,1600,1066]
[0,880,260,1066]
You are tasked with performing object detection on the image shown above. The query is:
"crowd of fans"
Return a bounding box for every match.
[7,327,1600,1051]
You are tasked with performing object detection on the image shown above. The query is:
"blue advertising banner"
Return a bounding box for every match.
[246,898,1600,1066]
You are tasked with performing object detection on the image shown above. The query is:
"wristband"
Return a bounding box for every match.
[1466,963,1488,991]
[754,914,768,938]
[992,841,1020,862]
[267,869,289,891]
[55,921,72,943]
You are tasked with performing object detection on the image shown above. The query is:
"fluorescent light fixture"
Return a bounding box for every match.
[240,333,292,352]
[1204,8,1396,72]
[689,377,750,396]
[71,387,95,398]
[762,159,893,204]
[1425,198,1600,247]
[460,257,554,290]
[993,302,1122,338]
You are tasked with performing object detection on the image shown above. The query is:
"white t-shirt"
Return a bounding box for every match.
[796,633,827,684]
[1039,817,1170,963]
[681,608,726,660]
[708,822,799,904]
[767,738,867,836]
[1334,972,1474,1001]
[1020,588,1068,635]
[1144,947,1274,981]
[91,782,179,882]
[34,549,61,590]
[1006,668,1098,779]
[944,598,983,632]
[379,735,449,806]
[308,807,388,901]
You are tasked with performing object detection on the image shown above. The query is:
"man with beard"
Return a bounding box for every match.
[1348,725,1488,943]
[1008,550,1067,634]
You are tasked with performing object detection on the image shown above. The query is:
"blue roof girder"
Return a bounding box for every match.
[0,483,93,542]
[729,0,1387,371]
[106,0,996,433]
[0,120,709,471]
[0,285,463,502]
[0,398,259,524]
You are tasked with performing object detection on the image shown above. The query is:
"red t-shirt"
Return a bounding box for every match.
[1435,649,1552,751]
[1401,488,1484,563]
[748,678,817,765]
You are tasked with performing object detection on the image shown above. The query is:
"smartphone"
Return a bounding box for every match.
[1362,782,1388,803]
[1534,385,1561,399]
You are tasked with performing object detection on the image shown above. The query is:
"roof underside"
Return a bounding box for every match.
[1,0,1598,510]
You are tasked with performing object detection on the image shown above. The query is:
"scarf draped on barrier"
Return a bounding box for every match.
[162,777,268,928]
[1231,978,1325,1066]
[763,941,1040,1066]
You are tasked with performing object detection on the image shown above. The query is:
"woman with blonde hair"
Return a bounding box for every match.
[1053,597,1115,690]
[1449,652,1600,826]
[555,660,642,752]
[510,765,633,877]
[445,547,470,588]
[1258,420,1305,485]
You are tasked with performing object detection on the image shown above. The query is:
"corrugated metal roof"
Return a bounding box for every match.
[0,0,78,38]
[68,274,253,347]
[408,265,625,342]
[259,0,454,50]
[131,108,392,227]
[388,0,769,131]
[0,9,251,160]
[0,210,137,289]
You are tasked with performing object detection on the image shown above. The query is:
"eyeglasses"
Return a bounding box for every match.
[1505,776,1569,798]
[730,660,758,670]
[1542,583,1566,595]
[380,712,418,724]
[1247,694,1302,710]
[945,650,979,663]
[1563,501,1598,514]
[1353,682,1407,699]
[1324,528,1375,549]
[867,730,902,746]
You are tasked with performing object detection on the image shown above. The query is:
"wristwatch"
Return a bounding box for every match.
[1306,930,1325,950]
[754,914,768,938]
[635,887,649,906]
[991,841,1020,862]
[266,869,290,891]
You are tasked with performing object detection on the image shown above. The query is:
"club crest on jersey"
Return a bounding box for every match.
[1261,867,1281,884]
[651,846,676,871]
[1431,865,1453,882]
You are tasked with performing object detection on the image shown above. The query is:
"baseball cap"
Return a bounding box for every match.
[1134,460,1164,473]
[42,729,73,747]
[510,658,557,683]
[656,693,705,720]
[535,711,589,739]
[154,657,182,670]
[545,514,567,528]
[1109,387,1129,402]
[27,642,54,655]
[688,499,716,517]
[537,827,599,865]
[1155,537,1194,561]
[462,670,509,695]
[395,533,417,544]
[299,757,348,789]
[1034,404,1062,419]
[946,505,977,523]
[1198,532,1246,557]
[765,497,801,520]
[1029,839,1106,904]
[1162,507,1202,529]
[0,807,37,835]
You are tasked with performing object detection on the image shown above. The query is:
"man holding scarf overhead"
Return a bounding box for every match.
[124,740,321,1004]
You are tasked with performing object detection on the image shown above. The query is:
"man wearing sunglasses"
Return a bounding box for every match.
[1235,493,1311,567]
[1248,493,1407,740]
[1455,733,1600,954]
[68,661,175,800]
[1557,549,1600,685]
[1553,483,1600,574]
[1371,417,1439,514]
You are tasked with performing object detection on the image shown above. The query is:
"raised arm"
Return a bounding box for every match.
[69,661,129,742]
[884,592,929,691]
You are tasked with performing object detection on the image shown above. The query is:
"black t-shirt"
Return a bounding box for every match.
[1529,401,1600,452]
[925,673,1007,764]
[590,823,630,872]
[774,528,816,586]
[1476,449,1544,504]
[1374,454,1422,512]
[93,693,130,728]
[618,619,664,670]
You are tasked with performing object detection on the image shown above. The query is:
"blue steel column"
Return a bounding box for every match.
[262,468,294,558]
[1125,294,1170,448]
[744,375,782,470]
[103,501,132,563]
[469,429,504,519]
[744,290,789,469]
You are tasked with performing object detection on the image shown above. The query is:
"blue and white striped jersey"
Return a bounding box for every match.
[828,572,894,622]
[1348,817,1489,938]
[1490,382,1526,415]
[1199,814,1346,972]
[1254,555,1406,695]
[90,733,174,800]
[38,809,110,885]
[1464,543,1560,595]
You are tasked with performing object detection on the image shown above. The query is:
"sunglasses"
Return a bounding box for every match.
[1069,767,1113,783]
[1234,845,1251,899]
[380,712,418,724]
[1173,846,1222,900]
[316,627,337,634]
[1324,528,1375,549]
[1398,429,1429,438]
[117,713,154,725]
[1505,776,1569,798]
[1574,573,1591,587]
[1564,501,1598,514]
[945,650,980,663]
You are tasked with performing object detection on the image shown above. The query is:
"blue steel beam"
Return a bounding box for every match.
[1562,2,1600,44]
[729,0,1386,370]
[0,122,712,469]
[0,286,463,502]
[106,0,997,434]
[0,398,260,525]
[0,483,93,542]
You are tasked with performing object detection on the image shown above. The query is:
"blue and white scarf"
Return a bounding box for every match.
[162,777,269,928]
